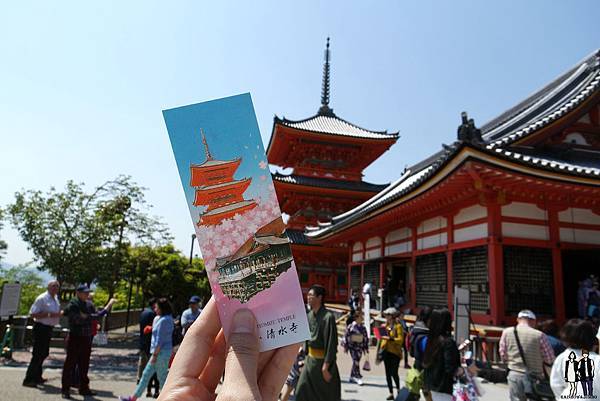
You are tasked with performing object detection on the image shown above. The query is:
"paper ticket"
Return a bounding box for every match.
[163,93,310,351]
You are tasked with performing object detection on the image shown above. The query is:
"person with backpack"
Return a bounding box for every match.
[409,307,432,371]
[422,308,460,401]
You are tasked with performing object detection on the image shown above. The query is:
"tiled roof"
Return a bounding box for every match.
[192,158,240,167]
[197,179,250,190]
[272,173,388,192]
[483,50,600,147]
[285,229,312,245]
[307,142,600,239]
[202,200,256,216]
[275,114,399,140]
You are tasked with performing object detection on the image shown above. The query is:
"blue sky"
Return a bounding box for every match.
[1,1,598,265]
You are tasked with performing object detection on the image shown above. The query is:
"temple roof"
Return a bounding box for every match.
[268,38,398,160]
[307,49,600,240]
[483,49,600,148]
[274,114,399,140]
[202,200,256,217]
[285,229,311,245]
[272,172,388,192]
[255,235,290,246]
[192,158,240,168]
[196,178,250,190]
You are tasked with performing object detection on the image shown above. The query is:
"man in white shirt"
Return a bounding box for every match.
[23,280,61,387]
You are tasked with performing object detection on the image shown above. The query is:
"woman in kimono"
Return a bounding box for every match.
[343,310,369,385]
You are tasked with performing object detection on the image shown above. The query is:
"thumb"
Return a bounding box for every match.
[218,309,261,401]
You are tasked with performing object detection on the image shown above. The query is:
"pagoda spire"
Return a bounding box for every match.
[200,128,213,161]
[318,37,334,116]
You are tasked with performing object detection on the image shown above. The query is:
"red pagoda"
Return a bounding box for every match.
[267,39,399,301]
[191,130,256,226]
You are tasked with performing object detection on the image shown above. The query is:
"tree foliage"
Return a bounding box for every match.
[0,264,44,315]
[128,244,209,313]
[93,177,172,297]
[8,176,171,289]
[0,207,7,261]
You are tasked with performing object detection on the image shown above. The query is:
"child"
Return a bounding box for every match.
[343,310,369,385]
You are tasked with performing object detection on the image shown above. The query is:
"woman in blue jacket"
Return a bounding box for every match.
[120,298,174,401]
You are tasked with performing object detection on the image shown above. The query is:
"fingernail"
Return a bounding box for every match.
[232,309,255,334]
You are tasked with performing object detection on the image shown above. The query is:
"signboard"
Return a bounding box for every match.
[454,285,470,345]
[0,283,22,317]
[163,93,310,351]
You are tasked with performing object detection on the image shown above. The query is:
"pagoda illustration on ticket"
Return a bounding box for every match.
[216,216,293,303]
[191,130,257,226]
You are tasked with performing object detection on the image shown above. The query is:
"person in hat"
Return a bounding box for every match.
[60,285,116,399]
[380,307,404,400]
[181,295,202,336]
[499,309,556,401]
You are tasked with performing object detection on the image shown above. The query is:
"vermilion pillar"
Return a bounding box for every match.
[548,208,566,324]
[446,214,455,310]
[411,226,418,310]
[487,201,505,325]
[347,243,353,298]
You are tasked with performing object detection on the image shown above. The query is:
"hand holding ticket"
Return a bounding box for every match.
[159,297,299,401]
[163,93,310,351]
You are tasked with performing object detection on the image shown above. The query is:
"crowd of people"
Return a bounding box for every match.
[578,274,600,322]
[21,280,204,400]
[20,278,600,401]
[23,281,117,398]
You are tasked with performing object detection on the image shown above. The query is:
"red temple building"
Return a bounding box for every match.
[191,130,256,226]
[308,49,600,325]
[267,39,399,302]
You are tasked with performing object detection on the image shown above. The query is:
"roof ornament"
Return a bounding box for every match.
[318,37,335,116]
[200,128,214,161]
[457,112,483,144]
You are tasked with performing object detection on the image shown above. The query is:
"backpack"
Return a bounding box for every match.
[410,331,428,366]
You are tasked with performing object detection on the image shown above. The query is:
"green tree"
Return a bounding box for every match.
[94,177,172,298]
[0,264,44,315]
[0,207,7,261]
[8,176,170,288]
[129,245,209,313]
[8,181,104,284]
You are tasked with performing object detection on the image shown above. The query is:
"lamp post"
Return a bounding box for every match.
[189,234,196,266]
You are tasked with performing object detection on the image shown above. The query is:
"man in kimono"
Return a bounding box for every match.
[295,284,341,401]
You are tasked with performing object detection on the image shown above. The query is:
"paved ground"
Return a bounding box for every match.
[1,343,509,400]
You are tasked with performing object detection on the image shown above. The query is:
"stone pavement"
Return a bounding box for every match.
[1,344,509,400]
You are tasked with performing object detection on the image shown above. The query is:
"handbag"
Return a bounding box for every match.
[92,331,108,346]
[363,358,371,371]
[513,327,555,401]
[405,367,423,394]
[375,340,384,365]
